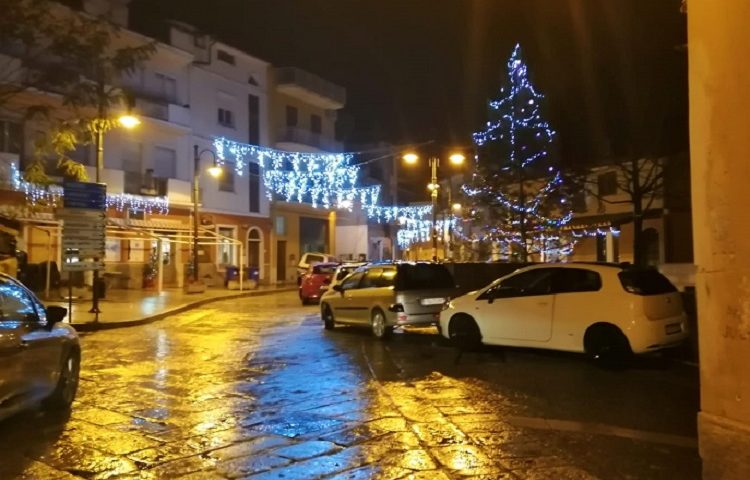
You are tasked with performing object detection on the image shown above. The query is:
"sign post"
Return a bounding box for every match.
[60,181,107,323]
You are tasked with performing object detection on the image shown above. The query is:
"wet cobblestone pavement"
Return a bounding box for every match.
[0,292,701,479]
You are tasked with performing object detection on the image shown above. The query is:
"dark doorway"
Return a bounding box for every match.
[248,229,261,271]
[276,240,286,283]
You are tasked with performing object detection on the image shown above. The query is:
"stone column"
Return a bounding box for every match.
[605,232,616,263]
[328,210,337,256]
[690,1,750,478]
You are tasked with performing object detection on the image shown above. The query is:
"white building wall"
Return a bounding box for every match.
[335,225,369,261]
[169,26,272,218]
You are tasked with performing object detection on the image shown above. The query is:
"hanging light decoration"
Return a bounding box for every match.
[9,163,170,214]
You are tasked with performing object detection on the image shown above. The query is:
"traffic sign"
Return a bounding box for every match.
[58,208,107,220]
[63,218,107,230]
[62,241,105,251]
[63,249,105,258]
[61,261,104,272]
[62,232,106,242]
[63,182,107,210]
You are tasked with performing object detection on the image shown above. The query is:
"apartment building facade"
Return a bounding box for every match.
[267,66,348,284]
[0,0,350,291]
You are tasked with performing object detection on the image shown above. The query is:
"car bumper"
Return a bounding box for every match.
[627,313,690,354]
[390,311,441,328]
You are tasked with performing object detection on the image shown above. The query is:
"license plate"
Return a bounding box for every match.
[420,297,445,306]
[665,323,682,335]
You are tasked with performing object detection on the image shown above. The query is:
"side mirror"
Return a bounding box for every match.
[333,284,343,293]
[487,289,496,304]
[45,305,68,329]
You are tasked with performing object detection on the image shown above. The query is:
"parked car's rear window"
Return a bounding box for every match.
[396,264,455,291]
[306,254,324,265]
[618,269,677,295]
[313,264,337,274]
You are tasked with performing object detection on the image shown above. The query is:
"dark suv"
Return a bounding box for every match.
[319,262,456,339]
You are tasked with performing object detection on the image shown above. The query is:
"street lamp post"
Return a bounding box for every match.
[190,145,222,291]
[89,112,141,315]
[403,152,465,262]
[429,157,439,262]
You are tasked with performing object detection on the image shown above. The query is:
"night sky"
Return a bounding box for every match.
[130,0,688,165]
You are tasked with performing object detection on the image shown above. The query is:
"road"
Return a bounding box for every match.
[0,291,701,479]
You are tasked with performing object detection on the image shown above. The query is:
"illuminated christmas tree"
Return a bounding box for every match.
[463,44,573,262]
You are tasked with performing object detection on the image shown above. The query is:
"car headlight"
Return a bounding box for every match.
[441,301,454,311]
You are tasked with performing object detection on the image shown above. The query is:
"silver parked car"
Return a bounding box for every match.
[0,273,80,421]
[320,262,456,339]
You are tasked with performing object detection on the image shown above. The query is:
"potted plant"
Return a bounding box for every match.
[142,252,158,289]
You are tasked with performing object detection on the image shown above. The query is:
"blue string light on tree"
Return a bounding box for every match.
[462,44,574,261]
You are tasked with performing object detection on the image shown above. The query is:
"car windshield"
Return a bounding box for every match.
[313,264,337,274]
[618,269,677,295]
[397,264,455,290]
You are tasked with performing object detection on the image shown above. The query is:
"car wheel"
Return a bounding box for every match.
[322,304,335,330]
[584,324,632,366]
[44,348,80,411]
[448,314,482,350]
[371,309,392,340]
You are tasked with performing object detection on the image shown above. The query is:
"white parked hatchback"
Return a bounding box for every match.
[439,263,689,360]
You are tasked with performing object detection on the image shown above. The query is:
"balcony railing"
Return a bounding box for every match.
[276,126,343,153]
[124,172,168,197]
[274,67,346,109]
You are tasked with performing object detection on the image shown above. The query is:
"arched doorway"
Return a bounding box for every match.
[246,227,264,281]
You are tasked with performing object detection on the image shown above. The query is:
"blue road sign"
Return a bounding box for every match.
[63,181,107,210]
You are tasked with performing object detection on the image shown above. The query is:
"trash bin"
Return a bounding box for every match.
[246,266,260,289]
[224,266,239,287]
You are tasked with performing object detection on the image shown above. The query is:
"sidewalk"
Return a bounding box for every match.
[49,284,297,332]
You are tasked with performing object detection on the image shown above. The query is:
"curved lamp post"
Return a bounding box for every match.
[190,145,222,289]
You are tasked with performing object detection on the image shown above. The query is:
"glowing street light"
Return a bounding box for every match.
[207,164,223,178]
[449,153,466,165]
[401,150,467,262]
[402,153,419,164]
[118,114,141,129]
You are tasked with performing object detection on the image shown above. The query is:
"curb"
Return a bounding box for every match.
[71,287,298,332]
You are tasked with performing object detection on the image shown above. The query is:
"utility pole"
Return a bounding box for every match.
[430,157,439,262]
[192,145,200,284]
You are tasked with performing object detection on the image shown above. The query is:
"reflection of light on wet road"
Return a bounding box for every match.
[0,292,701,479]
